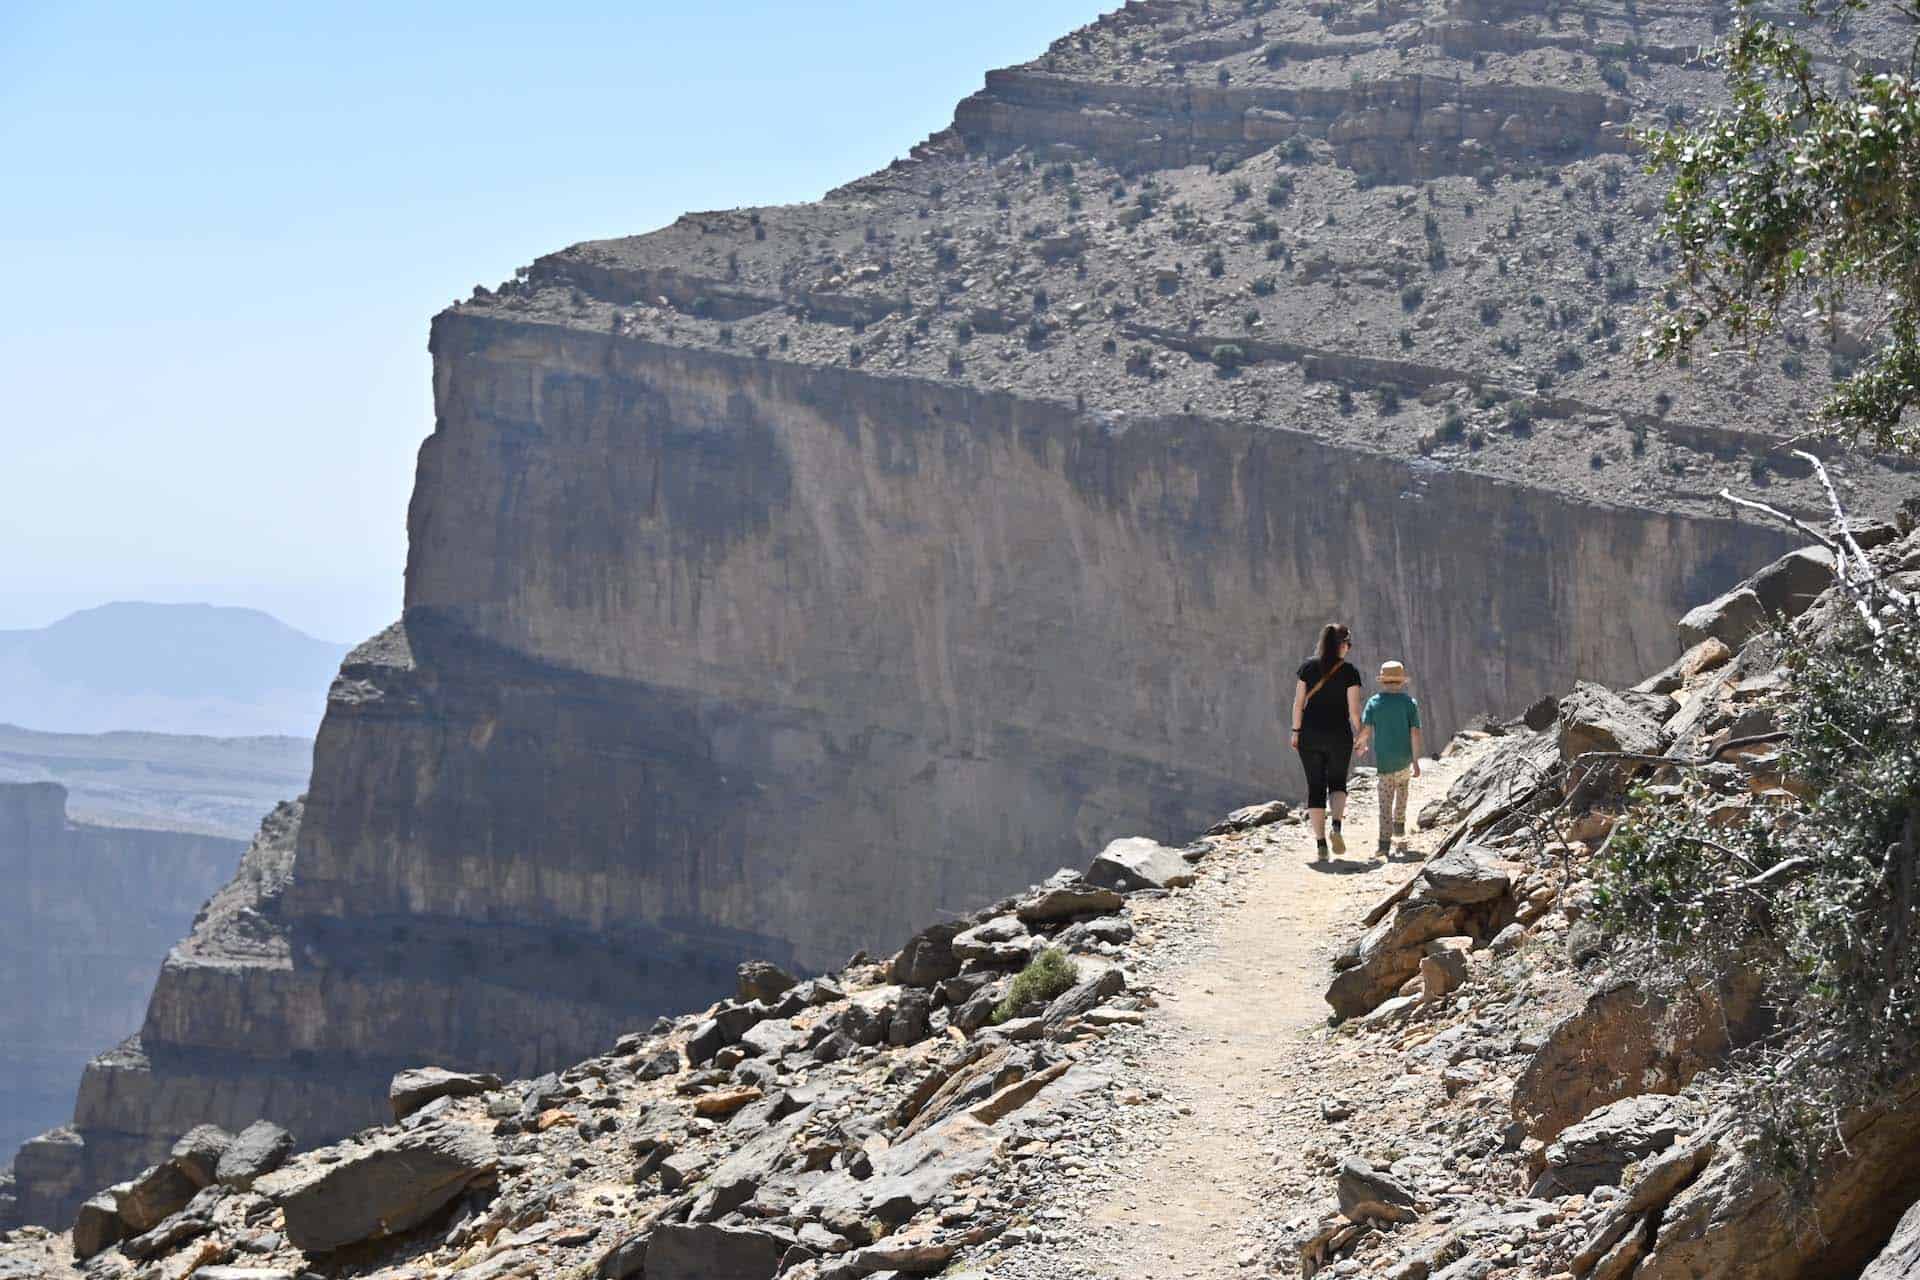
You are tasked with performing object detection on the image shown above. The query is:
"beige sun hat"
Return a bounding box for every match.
[1379,660,1409,686]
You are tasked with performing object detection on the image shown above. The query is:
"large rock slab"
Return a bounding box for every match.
[1419,847,1512,905]
[890,922,965,987]
[1749,546,1834,620]
[114,1162,196,1234]
[71,1188,125,1260]
[168,1125,233,1189]
[1512,979,1761,1144]
[1558,682,1663,763]
[258,1120,496,1253]
[215,1120,294,1191]
[1337,1157,1417,1223]
[1015,883,1124,924]
[1085,838,1196,892]
[1863,1198,1920,1279]
[646,1223,793,1280]
[1326,900,1465,1020]
[388,1067,502,1121]
[1678,586,1768,649]
[1638,1077,1920,1280]
[797,1115,1000,1229]
[1531,1093,1690,1196]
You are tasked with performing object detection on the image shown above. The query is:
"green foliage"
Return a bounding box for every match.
[1211,342,1248,370]
[1643,0,1920,455]
[1596,602,1920,1175]
[992,948,1079,1024]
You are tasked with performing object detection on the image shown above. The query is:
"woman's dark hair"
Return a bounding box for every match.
[1316,622,1351,667]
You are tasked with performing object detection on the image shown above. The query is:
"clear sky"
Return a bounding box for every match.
[1,1,1107,644]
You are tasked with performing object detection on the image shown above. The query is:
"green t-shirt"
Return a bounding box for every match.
[1362,691,1421,774]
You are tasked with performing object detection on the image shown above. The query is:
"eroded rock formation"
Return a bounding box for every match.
[0,784,240,1218]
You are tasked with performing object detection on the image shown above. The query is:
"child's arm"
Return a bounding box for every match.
[1410,726,1424,775]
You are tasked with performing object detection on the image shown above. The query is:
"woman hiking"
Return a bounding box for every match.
[1289,622,1363,860]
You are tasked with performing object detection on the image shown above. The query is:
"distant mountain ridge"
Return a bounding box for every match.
[0,602,348,738]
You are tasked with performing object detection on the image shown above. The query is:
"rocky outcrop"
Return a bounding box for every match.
[0,784,241,1198]
[0,830,1168,1279]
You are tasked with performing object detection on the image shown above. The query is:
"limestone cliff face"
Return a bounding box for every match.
[15,0,1909,1230]
[0,784,239,1218]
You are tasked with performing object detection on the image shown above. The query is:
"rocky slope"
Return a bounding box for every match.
[0,785,242,1193]
[11,519,1919,1279]
[11,0,1918,1233]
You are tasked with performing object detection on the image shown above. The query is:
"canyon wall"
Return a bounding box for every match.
[13,0,1912,1230]
[0,784,240,1214]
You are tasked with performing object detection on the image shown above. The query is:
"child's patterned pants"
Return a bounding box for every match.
[1378,767,1411,849]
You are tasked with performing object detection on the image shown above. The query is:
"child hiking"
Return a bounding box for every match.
[1355,659,1423,856]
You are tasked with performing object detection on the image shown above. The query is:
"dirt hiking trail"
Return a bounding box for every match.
[1051,757,1470,1280]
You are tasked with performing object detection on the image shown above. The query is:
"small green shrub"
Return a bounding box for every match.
[992,948,1079,1024]
[1211,342,1248,371]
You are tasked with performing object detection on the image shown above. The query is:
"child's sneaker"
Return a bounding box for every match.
[1329,822,1346,856]
[1376,838,1391,856]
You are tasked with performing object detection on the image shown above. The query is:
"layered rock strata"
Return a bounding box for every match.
[11,0,1916,1229]
[0,785,241,1212]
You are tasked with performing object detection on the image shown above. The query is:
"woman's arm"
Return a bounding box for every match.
[1290,680,1307,746]
[1346,684,1364,738]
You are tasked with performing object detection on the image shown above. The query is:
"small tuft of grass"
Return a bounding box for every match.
[992,947,1078,1024]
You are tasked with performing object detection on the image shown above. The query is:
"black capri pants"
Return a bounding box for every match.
[1297,735,1353,809]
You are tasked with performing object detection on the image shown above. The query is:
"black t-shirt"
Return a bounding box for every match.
[1295,658,1362,739]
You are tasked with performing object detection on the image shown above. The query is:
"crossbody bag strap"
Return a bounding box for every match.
[1303,659,1346,706]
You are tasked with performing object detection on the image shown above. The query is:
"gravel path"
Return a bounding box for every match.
[982,758,1469,1280]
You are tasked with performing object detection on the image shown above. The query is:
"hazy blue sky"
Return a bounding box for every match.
[1,1,1105,643]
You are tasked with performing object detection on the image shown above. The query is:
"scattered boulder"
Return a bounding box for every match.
[168,1124,233,1188]
[1041,966,1127,1031]
[596,1230,649,1280]
[1559,682,1663,763]
[1205,800,1290,835]
[216,1120,295,1191]
[1337,1157,1417,1224]
[114,1162,197,1233]
[259,1119,496,1253]
[736,961,798,1005]
[1014,883,1124,925]
[1085,837,1196,892]
[797,1115,1000,1228]
[389,1067,502,1122]
[647,1222,793,1280]
[888,988,932,1046]
[1531,1094,1690,1196]
[1420,846,1513,905]
[1678,586,1767,650]
[1326,900,1466,1020]
[952,915,1034,964]
[890,922,965,987]
[739,1016,807,1060]
[635,1047,682,1080]
[1749,546,1834,620]
[1635,638,1734,696]
[71,1188,125,1260]
[1572,1139,1717,1276]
